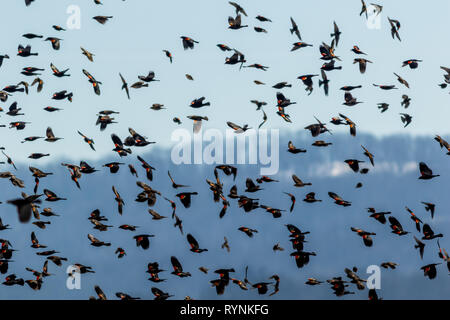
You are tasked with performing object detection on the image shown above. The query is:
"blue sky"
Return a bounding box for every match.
[1,0,450,163]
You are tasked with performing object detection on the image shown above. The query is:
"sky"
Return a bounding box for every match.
[0,0,449,300]
[1,0,450,164]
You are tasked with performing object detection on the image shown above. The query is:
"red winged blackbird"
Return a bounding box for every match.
[162,50,172,63]
[228,14,248,29]
[7,194,41,223]
[190,97,210,108]
[45,37,62,50]
[388,216,409,236]
[17,45,37,57]
[238,227,258,237]
[351,227,375,247]
[175,192,198,208]
[93,16,113,24]
[367,208,391,224]
[418,162,439,179]
[186,234,208,253]
[351,45,366,55]
[422,224,443,240]
[171,256,191,277]
[133,234,154,250]
[83,69,101,95]
[421,263,440,280]
[402,59,422,69]
[289,17,301,40]
[151,287,173,300]
[378,103,389,113]
[52,90,73,102]
[181,36,198,50]
[345,159,364,172]
[421,202,435,219]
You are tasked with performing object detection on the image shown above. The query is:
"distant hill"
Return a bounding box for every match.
[0,132,448,299]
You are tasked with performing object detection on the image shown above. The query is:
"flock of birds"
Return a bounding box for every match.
[0,0,448,300]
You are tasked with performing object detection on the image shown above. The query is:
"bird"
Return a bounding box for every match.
[403,59,422,69]
[77,131,95,151]
[45,37,62,50]
[186,234,208,253]
[50,63,70,77]
[400,113,412,127]
[93,16,113,24]
[168,171,189,189]
[171,256,191,277]
[227,121,250,133]
[373,83,398,90]
[388,17,401,41]
[421,202,435,219]
[119,73,130,99]
[162,50,172,63]
[112,186,124,214]
[17,45,37,57]
[81,47,94,62]
[418,162,440,180]
[0,55,9,68]
[45,127,63,142]
[367,208,391,224]
[82,69,101,95]
[7,194,42,223]
[255,15,271,22]
[187,115,208,133]
[229,2,247,16]
[394,73,410,88]
[319,70,330,96]
[289,17,301,40]
[287,141,306,154]
[330,21,341,47]
[190,97,210,108]
[228,14,248,30]
[181,36,199,50]
[87,234,111,247]
[291,175,311,187]
[414,236,425,259]
[353,58,372,74]
[421,263,441,280]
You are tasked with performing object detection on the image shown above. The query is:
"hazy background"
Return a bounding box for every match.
[0,133,449,299]
[0,0,449,299]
